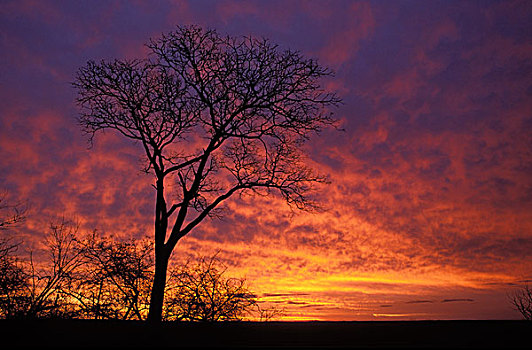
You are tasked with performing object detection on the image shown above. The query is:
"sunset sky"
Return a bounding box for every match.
[1,0,531,320]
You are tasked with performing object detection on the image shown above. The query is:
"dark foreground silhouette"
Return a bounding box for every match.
[1,320,528,348]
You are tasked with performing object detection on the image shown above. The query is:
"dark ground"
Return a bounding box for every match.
[0,319,528,349]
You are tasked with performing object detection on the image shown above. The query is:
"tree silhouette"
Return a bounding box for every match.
[0,191,28,318]
[70,234,269,321]
[68,232,153,320]
[74,25,340,322]
[164,254,278,321]
[0,237,26,318]
[511,284,532,320]
[1,225,269,321]
[0,219,83,319]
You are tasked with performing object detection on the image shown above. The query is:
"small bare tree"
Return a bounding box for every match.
[68,233,153,320]
[0,191,29,318]
[0,237,27,318]
[164,254,274,321]
[511,284,532,320]
[0,219,83,319]
[2,227,275,321]
[1,213,272,321]
[74,25,340,322]
[24,219,84,318]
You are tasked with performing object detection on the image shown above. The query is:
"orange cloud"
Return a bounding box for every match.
[0,0,530,321]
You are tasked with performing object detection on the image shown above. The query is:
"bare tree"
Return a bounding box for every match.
[68,232,153,320]
[1,223,274,321]
[66,235,272,321]
[164,254,277,321]
[0,190,29,318]
[25,219,85,318]
[0,219,83,318]
[1,212,270,321]
[0,237,27,318]
[511,284,532,320]
[74,25,340,322]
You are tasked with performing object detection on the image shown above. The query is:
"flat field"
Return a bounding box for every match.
[1,320,528,348]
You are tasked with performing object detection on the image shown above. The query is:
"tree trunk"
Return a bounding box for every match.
[147,246,169,323]
[148,176,170,323]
